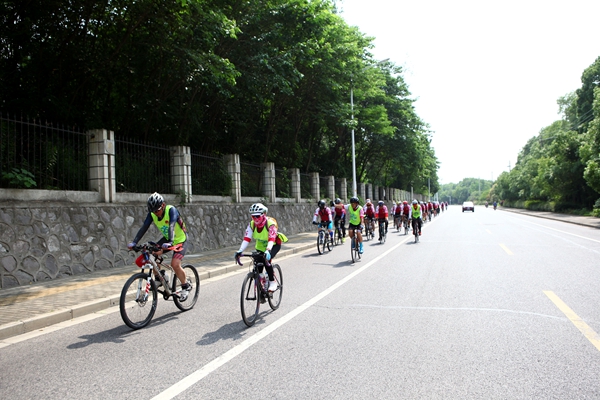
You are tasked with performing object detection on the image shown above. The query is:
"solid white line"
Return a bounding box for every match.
[152,231,416,400]
[509,215,600,244]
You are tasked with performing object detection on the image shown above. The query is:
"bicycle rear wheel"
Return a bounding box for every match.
[241,273,260,327]
[268,264,283,310]
[173,264,200,311]
[317,231,325,255]
[120,272,157,330]
[350,237,356,263]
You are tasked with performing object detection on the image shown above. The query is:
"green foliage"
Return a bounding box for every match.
[0,0,439,194]
[439,178,493,204]
[2,168,37,188]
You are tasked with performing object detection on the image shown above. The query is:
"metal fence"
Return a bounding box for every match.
[115,137,170,193]
[275,168,291,198]
[240,162,262,197]
[0,113,89,190]
[191,153,231,196]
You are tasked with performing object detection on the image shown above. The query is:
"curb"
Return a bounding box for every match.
[0,242,315,342]
[500,208,600,229]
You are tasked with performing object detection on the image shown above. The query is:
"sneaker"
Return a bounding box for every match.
[268,280,278,292]
[179,282,192,301]
[341,237,345,244]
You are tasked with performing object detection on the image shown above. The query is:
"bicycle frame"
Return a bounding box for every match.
[134,244,174,298]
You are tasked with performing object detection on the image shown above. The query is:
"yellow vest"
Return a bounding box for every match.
[151,205,187,244]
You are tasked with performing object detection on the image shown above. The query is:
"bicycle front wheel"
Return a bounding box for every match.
[173,264,200,311]
[317,231,325,255]
[268,264,283,310]
[241,273,260,327]
[120,272,157,330]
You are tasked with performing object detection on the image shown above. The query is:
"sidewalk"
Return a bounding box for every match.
[0,232,317,342]
[500,207,600,229]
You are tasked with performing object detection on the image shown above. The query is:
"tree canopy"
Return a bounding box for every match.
[0,0,439,194]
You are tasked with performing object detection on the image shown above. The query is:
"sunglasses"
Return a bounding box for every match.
[251,214,263,219]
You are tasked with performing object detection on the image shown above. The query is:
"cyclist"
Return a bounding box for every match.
[393,201,403,229]
[408,199,423,236]
[375,200,388,240]
[401,200,410,230]
[332,198,346,242]
[128,192,192,301]
[337,197,364,254]
[313,199,334,243]
[235,203,287,292]
[363,200,376,235]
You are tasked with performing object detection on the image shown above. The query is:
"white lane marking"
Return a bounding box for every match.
[152,234,416,400]
[509,215,600,244]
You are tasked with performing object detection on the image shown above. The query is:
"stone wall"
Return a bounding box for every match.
[0,202,315,289]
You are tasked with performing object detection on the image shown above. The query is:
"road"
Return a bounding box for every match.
[1,206,600,399]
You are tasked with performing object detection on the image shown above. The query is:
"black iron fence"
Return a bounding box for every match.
[191,152,231,196]
[0,113,88,190]
[300,173,312,199]
[115,137,171,194]
[275,168,291,198]
[240,162,262,197]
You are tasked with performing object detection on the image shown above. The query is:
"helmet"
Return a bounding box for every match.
[330,200,335,207]
[378,200,384,206]
[147,192,164,213]
[366,201,372,206]
[318,200,326,208]
[249,203,268,215]
[366,199,371,204]
[412,200,418,205]
[350,197,359,204]
[335,198,342,204]
[403,200,408,204]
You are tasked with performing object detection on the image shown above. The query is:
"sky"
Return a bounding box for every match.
[339,0,600,185]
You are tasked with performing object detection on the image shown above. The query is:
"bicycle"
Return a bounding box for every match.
[334,218,345,245]
[378,219,387,244]
[364,217,374,241]
[403,216,410,235]
[120,242,200,329]
[236,252,283,327]
[411,219,420,243]
[316,221,333,254]
[394,215,402,232]
[350,226,363,263]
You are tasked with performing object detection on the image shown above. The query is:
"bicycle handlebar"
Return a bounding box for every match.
[235,252,271,267]
[131,242,183,253]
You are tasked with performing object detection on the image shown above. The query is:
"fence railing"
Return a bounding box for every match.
[115,137,171,194]
[0,113,88,190]
[240,162,262,197]
[191,152,232,196]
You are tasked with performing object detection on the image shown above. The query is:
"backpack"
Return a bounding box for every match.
[251,217,289,243]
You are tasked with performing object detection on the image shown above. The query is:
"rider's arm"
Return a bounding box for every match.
[166,206,181,243]
[236,223,254,253]
[313,208,319,223]
[131,213,153,245]
[266,223,278,251]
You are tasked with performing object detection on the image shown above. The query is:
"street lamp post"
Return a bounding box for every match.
[350,58,389,198]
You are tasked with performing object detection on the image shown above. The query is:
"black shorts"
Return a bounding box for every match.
[348,223,362,231]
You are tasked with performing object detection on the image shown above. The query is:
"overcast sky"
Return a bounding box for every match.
[339,0,600,184]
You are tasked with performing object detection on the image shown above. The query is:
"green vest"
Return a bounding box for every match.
[412,205,421,219]
[348,205,362,225]
[151,205,187,244]
[250,218,277,252]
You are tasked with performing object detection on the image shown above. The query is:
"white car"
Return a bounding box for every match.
[462,201,474,212]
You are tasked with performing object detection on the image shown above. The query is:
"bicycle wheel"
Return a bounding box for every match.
[335,228,342,245]
[120,272,157,330]
[325,232,332,251]
[268,264,283,310]
[317,231,325,255]
[350,237,356,263]
[173,264,200,311]
[240,273,260,327]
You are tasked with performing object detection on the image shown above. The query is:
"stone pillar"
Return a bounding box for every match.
[327,176,335,200]
[310,172,320,200]
[358,182,366,201]
[340,178,347,203]
[171,146,192,203]
[366,184,373,200]
[87,129,115,203]
[261,162,276,203]
[290,168,301,203]
[224,154,241,202]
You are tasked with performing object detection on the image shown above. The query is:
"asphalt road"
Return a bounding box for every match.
[1,206,600,399]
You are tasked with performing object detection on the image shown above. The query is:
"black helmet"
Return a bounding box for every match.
[350,197,359,204]
[318,200,326,208]
[147,192,164,213]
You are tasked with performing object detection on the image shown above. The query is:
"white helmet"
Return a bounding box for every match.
[147,192,164,212]
[249,203,268,215]
[412,199,418,205]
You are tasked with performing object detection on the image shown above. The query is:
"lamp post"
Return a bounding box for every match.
[350,58,389,198]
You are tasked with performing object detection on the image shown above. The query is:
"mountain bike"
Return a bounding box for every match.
[316,221,332,254]
[378,219,387,244]
[236,252,283,327]
[350,226,363,263]
[403,216,410,235]
[394,215,402,232]
[120,242,200,329]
